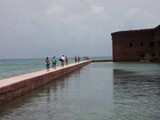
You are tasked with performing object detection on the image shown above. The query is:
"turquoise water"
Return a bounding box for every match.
[0,62,159,120]
[0,57,111,79]
[90,56,112,60]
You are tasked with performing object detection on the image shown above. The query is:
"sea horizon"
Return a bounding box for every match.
[0,56,112,79]
[0,56,112,60]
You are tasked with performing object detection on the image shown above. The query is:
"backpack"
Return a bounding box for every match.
[52,59,56,63]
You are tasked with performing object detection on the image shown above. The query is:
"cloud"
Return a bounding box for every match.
[0,0,160,59]
[124,8,153,23]
[46,5,65,15]
[91,5,105,14]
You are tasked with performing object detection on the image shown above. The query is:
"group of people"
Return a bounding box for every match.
[45,55,68,71]
[74,56,81,63]
[83,56,90,61]
[59,55,68,66]
[45,55,89,71]
[74,56,90,63]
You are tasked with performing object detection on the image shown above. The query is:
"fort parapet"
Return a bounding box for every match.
[111,25,160,62]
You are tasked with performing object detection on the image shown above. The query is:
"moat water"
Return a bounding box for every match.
[0,62,160,120]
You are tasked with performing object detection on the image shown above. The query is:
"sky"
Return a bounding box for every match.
[0,0,160,59]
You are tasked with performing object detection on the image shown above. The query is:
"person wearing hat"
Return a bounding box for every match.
[52,56,57,69]
[59,55,65,67]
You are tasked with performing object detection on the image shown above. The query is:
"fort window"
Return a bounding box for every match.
[129,42,133,48]
[140,42,144,47]
[149,41,154,48]
[151,53,155,57]
[141,54,145,59]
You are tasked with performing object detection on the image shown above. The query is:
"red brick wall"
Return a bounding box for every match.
[112,25,160,62]
[0,61,91,105]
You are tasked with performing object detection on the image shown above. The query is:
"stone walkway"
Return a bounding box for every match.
[0,61,90,89]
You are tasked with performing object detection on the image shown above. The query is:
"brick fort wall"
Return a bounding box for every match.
[111,25,160,62]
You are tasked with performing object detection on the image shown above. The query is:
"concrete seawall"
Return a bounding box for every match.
[0,60,91,105]
[92,60,112,62]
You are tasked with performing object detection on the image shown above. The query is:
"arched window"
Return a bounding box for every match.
[151,53,155,57]
[141,53,145,59]
[140,42,144,47]
[149,41,154,48]
[140,53,145,60]
[129,42,133,48]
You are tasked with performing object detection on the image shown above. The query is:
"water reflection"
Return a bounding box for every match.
[0,62,160,120]
[0,63,114,120]
[0,69,81,119]
[113,68,160,120]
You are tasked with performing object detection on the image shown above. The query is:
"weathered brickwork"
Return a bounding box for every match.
[111,25,160,62]
[0,61,91,105]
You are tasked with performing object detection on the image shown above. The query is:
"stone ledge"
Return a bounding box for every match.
[0,60,91,105]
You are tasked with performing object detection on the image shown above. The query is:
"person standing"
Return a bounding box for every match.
[78,56,80,63]
[45,57,50,71]
[75,56,77,63]
[65,56,68,65]
[83,56,86,61]
[52,56,57,69]
[61,55,65,67]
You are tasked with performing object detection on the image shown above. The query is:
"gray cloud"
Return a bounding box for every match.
[0,0,160,59]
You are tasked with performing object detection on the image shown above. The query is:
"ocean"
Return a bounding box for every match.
[0,62,159,120]
[0,56,111,79]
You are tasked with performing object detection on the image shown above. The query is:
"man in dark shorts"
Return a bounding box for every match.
[45,57,50,71]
